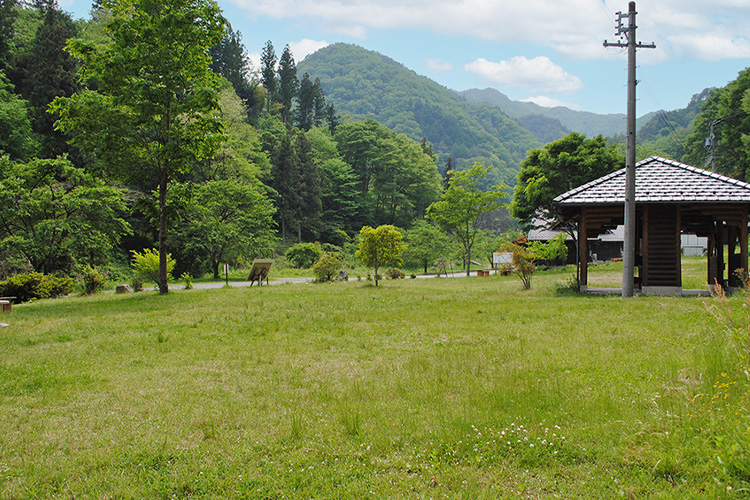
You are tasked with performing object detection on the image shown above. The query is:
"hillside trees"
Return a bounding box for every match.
[53,0,227,294]
[683,68,750,180]
[334,119,442,228]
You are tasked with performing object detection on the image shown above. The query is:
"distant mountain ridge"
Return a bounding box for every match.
[458,88,646,138]
[298,43,541,186]
[297,43,673,184]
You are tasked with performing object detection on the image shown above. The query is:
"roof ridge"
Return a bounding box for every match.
[553,156,750,206]
[553,167,626,203]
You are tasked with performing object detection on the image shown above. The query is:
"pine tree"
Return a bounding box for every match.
[294,72,315,131]
[0,0,17,73]
[260,40,277,111]
[210,29,252,102]
[20,2,80,159]
[295,132,321,241]
[270,128,301,243]
[312,78,326,127]
[325,103,340,135]
[277,44,298,124]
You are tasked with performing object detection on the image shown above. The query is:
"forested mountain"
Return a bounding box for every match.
[459,87,639,138]
[297,43,541,187]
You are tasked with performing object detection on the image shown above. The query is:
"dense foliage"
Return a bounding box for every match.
[427,163,505,276]
[356,225,404,286]
[683,68,750,181]
[510,132,624,229]
[5,0,745,294]
[298,43,540,187]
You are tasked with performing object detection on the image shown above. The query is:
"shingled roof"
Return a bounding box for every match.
[553,156,750,206]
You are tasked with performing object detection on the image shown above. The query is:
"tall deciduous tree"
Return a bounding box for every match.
[52,0,227,294]
[180,179,275,278]
[356,224,404,286]
[403,219,450,274]
[426,163,505,276]
[509,132,623,230]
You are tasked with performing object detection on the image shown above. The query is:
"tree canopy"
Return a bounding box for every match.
[509,132,624,230]
[356,224,404,286]
[53,0,227,293]
[426,163,505,276]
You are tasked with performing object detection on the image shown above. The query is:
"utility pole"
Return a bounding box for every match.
[604,1,655,297]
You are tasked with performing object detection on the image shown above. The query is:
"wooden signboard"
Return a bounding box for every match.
[248,259,274,286]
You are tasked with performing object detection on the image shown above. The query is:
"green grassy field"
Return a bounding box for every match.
[1,263,748,499]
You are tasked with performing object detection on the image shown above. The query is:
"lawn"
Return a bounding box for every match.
[0,263,748,499]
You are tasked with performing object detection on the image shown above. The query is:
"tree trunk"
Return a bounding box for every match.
[213,260,220,279]
[466,245,471,276]
[423,259,427,274]
[158,174,169,294]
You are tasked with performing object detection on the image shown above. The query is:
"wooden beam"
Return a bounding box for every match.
[580,208,588,290]
[677,205,682,288]
[642,205,649,287]
[742,206,748,283]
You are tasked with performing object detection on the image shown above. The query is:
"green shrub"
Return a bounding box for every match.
[286,243,321,269]
[385,268,405,279]
[0,272,75,302]
[130,248,176,287]
[181,272,193,290]
[131,276,144,292]
[313,253,343,282]
[79,265,108,295]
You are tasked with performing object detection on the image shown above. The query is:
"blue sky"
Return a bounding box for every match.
[61,0,750,117]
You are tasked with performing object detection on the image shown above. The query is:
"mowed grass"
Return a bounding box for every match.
[0,264,747,499]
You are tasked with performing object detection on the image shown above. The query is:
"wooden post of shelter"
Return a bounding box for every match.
[579,209,588,291]
[741,206,748,283]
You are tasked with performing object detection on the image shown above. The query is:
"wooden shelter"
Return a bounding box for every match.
[553,157,750,295]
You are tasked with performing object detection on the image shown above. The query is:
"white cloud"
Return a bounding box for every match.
[425,59,453,72]
[521,96,582,110]
[667,34,750,61]
[464,56,583,94]
[227,0,750,62]
[289,39,330,62]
